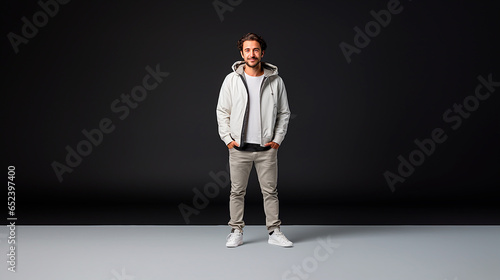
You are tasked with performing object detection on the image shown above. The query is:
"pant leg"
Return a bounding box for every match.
[254,148,281,232]
[228,148,253,232]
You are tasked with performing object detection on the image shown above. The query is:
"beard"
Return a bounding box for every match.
[245,58,260,68]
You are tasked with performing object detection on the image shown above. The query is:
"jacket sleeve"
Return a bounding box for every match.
[272,77,291,145]
[216,75,234,145]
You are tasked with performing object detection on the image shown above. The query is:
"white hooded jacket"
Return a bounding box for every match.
[216,61,291,147]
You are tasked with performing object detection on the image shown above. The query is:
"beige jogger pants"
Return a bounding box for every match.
[228,147,281,233]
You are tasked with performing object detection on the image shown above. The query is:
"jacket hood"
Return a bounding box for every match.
[232,61,279,77]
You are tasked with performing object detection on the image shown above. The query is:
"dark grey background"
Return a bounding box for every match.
[3,0,499,225]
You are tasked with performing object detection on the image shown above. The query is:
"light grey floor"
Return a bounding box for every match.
[0,225,499,280]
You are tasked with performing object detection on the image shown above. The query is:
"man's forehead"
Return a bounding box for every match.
[242,40,261,49]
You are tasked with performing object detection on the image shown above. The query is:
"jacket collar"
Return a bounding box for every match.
[232,61,279,77]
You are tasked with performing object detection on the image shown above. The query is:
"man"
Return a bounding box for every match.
[216,33,293,248]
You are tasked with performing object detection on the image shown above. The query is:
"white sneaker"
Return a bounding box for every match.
[268,228,293,247]
[226,229,243,247]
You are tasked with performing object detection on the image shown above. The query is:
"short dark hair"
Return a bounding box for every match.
[237,33,267,52]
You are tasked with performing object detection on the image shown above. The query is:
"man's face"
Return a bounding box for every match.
[240,40,264,68]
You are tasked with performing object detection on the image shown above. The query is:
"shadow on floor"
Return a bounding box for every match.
[286,225,428,243]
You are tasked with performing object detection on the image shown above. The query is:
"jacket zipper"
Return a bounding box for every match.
[260,77,268,146]
[239,74,250,146]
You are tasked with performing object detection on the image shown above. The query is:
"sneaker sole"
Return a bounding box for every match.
[226,241,243,248]
[268,239,293,247]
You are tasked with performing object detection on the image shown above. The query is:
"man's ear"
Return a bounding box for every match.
[240,51,244,59]
[262,50,265,57]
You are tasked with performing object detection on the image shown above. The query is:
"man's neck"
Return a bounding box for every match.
[244,63,264,77]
